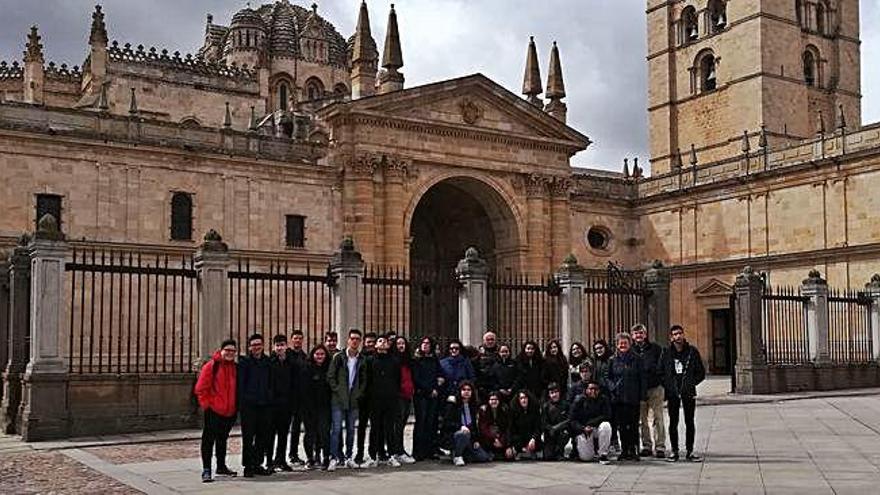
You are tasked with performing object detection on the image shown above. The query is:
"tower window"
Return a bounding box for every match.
[708,0,727,33]
[816,1,826,35]
[285,215,305,248]
[803,51,816,86]
[698,52,717,92]
[682,6,699,43]
[278,82,290,111]
[304,77,325,101]
[795,0,803,27]
[170,192,193,241]
[35,193,62,230]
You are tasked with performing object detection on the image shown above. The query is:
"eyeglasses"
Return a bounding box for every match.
[221,347,236,352]
[449,346,460,351]
[249,342,262,347]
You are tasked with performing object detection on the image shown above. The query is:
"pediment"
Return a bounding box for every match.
[693,278,734,296]
[319,74,590,150]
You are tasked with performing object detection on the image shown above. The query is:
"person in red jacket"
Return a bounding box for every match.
[195,339,238,483]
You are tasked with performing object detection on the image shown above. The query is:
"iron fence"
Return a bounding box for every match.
[66,248,198,374]
[582,265,649,347]
[227,259,335,350]
[488,273,560,352]
[828,289,873,363]
[761,285,810,364]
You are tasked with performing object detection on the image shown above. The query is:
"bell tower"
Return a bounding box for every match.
[647,0,861,175]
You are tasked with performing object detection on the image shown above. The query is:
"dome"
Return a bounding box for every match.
[230,7,265,29]
[253,1,349,67]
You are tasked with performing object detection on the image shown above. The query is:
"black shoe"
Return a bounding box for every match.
[201,469,213,483]
[289,456,304,466]
[254,466,271,476]
[638,449,652,457]
[686,452,703,463]
[354,456,364,465]
[598,455,611,465]
[666,452,679,462]
[243,468,255,478]
[275,462,293,472]
[654,449,666,459]
[216,466,238,477]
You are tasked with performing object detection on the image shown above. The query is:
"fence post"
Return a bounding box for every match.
[801,270,830,364]
[555,254,585,354]
[456,247,489,347]
[194,229,230,364]
[1,236,31,434]
[329,237,365,335]
[864,274,880,362]
[20,215,70,441]
[643,260,671,345]
[734,266,767,394]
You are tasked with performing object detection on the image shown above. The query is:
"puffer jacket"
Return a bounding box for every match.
[604,351,647,406]
[194,351,237,417]
[440,354,475,396]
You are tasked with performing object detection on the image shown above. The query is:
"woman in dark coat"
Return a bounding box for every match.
[507,390,543,460]
[411,336,443,461]
[440,340,476,398]
[478,391,514,460]
[542,340,569,399]
[604,333,646,461]
[514,341,544,401]
[487,344,517,403]
[302,345,332,469]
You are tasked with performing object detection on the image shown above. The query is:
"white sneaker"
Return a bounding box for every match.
[344,459,358,469]
[397,453,416,465]
[327,459,338,472]
[388,456,401,468]
[361,459,377,469]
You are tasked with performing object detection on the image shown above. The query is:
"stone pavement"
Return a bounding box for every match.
[3,393,879,494]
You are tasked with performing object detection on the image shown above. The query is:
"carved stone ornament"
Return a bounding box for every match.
[347,153,381,177]
[34,214,65,241]
[867,273,880,290]
[201,228,228,252]
[459,98,483,125]
[803,269,826,286]
[549,176,573,198]
[524,174,550,197]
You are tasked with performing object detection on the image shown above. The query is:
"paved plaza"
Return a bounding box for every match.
[4,390,880,494]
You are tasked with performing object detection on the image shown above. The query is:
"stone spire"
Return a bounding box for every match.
[741,130,750,153]
[816,111,825,136]
[89,5,108,45]
[622,158,630,178]
[689,143,698,167]
[23,26,45,105]
[522,37,543,107]
[88,5,109,91]
[836,104,846,131]
[378,4,404,94]
[350,1,378,100]
[223,102,232,128]
[544,41,567,122]
[128,87,138,115]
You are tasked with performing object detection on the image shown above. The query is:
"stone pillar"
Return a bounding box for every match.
[733,266,767,394]
[383,157,408,266]
[20,215,70,441]
[643,260,672,346]
[801,269,830,364]
[330,237,365,334]
[549,178,572,270]
[1,237,31,433]
[456,248,489,347]
[524,175,549,274]
[555,254,585,354]
[346,155,378,261]
[865,274,880,362]
[194,230,230,364]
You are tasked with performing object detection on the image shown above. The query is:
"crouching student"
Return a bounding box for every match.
[479,391,514,461]
[441,381,491,467]
[195,339,239,483]
[508,390,542,460]
[541,383,570,461]
[569,380,613,465]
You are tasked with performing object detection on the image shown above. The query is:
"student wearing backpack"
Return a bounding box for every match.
[194,339,238,483]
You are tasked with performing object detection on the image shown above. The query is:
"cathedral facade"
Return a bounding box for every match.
[0,0,877,374]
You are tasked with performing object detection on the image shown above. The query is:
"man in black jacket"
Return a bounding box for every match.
[541,383,570,461]
[355,332,377,465]
[287,330,307,466]
[238,333,272,477]
[662,324,706,463]
[569,380,613,464]
[632,324,666,458]
[363,334,401,468]
[267,334,295,472]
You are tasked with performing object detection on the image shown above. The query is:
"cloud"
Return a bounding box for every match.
[0,0,877,173]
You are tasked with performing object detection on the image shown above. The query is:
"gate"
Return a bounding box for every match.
[487,273,561,352]
[582,263,649,346]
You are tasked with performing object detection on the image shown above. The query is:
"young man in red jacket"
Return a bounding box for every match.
[195,339,239,483]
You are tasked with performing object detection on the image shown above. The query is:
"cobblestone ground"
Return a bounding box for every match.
[0,450,140,494]
[85,437,242,465]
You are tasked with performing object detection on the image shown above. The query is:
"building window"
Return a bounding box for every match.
[278,82,290,111]
[803,50,817,86]
[816,1,826,35]
[682,6,699,43]
[795,0,803,26]
[333,83,349,98]
[697,51,717,92]
[708,0,727,33]
[304,77,324,101]
[285,215,305,248]
[170,192,193,241]
[35,193,62,230]
[586,226,611,251]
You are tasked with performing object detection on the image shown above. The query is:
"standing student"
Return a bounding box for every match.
[475,331,499,398]
[324,331,340,355]
[267,334,295,472]
[568,342,589,387]
[631,324,666,458]
[238,333,273,477]
[508,390,542,460]
[569,380,613,465]
[604,332,646,461]
[488,344,517,403]
[662,325,706,463]
[195,339,238,483]
[412,336,443,461]
[326,329,366,471]
[541,383,570,461]
[363,334,402,468]
[355,332,377,466]
[514,341,544,401]
[542,340,569,399]
[441,381,491,467]
[391,336,416,464]
[287,330,308,466]
[302,345,332,470]
[440,340,476,398]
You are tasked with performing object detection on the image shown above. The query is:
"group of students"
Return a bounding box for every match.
[194,323,706,482]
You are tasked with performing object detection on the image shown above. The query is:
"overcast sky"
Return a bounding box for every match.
[1,0,878,172]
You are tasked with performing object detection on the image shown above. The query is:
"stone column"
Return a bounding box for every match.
[733,266,767,394]
[549,178,572,269]
[195,230,230,364]
[330,237,365,334]
[382,157,408,266]
[865,274,880,362]
[643,260,672,346]
[456,248,489,347]
[801,269,830,364]
[524,175,549,274]
[2,237,31,433]
[21,215,70,441]
[346,155,378,262]
[555,254,585,354]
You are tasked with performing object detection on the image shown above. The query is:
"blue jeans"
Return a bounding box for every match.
[331,406,358,461]
[452,430,492,462]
